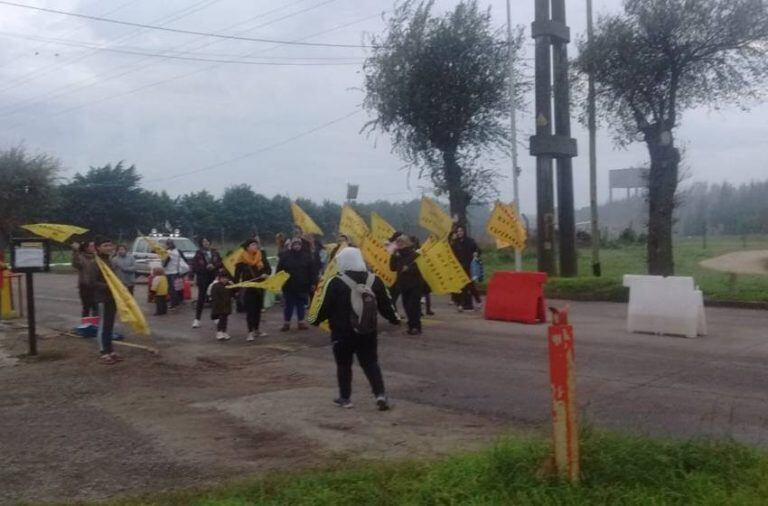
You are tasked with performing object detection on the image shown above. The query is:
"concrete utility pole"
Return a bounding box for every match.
[586,0,601,277]
[506,0,522,272]
[530,0,578,277]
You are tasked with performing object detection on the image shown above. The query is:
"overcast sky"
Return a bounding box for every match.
[0,0,765,214]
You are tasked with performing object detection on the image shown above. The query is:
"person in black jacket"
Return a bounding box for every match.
[390,235,424,335]
[310,247,400,410]
[191,237,223,329]
[277,238,315,331]
[234,238,271,341]
[450,225,481,311]
[89,237,121,365]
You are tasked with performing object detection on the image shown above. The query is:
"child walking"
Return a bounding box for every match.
[209,269,233,341]
[150,266,169,316]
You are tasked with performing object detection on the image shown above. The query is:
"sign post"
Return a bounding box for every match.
[547,306,579,482]
[10,238,50,356]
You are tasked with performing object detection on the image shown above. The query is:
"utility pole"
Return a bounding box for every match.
[551,0,577,277]
[530,0,578,276]
[506,0,522,272]
[586,0,601,276]
[532,0,556,276]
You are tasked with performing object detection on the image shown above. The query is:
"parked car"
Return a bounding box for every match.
[131,234,197,277]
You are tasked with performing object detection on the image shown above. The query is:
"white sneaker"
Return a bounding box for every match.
[216,331,226,341]
[222,333,231,340]
[192,319,201,328]
[257,330,268,337]
[246,331,256,342]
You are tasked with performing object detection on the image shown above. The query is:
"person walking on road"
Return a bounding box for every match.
[71,240,98,317]
[163,239,186,309]
[234,238,271,341]
[310,247,400,410]
[450,225,481,311]
[209,269,234,341]
[150,266,169,316]
[276,238,314,332]
[112,244,136,295]
[390,234,424,335]
[191,237,222,329]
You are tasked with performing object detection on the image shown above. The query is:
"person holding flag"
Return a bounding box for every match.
[390,234,424,335]
[450,225,481,311]
[89,237,121,365]
[234,238,271,341]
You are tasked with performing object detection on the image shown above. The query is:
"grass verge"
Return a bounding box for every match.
[103,430,768,506]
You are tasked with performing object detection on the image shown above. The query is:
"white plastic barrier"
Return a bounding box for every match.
[623,275,707,338]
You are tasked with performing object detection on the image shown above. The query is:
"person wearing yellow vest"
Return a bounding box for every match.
[150,266,169,316]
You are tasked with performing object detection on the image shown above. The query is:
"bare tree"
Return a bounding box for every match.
[574,0,768,275]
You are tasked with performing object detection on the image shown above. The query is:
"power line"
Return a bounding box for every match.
[2,11,379,127]
[0,0,226,94]
[0,30,364,66]
[0,0,326,119]
[145,109,363,184]
[0,0,379,49]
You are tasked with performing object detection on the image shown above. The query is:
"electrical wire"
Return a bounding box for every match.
[144,109,363,184]
[0,0,326,119]
[0,0,226,94]
[0,30,364,65]
[2,11,379,127]
[0,0,379,49]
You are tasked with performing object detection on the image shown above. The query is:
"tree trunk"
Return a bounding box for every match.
[645,130,680,276]
[442,148,469,226]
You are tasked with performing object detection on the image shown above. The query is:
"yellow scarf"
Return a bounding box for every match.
[238,248,264,270]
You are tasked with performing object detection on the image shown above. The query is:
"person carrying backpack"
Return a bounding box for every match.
[310,247,400,410]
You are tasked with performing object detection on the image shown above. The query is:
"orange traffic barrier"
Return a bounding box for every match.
[548,306,579,483]
[484,271,548,324]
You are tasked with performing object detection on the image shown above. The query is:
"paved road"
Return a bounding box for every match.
[24,272,768,445]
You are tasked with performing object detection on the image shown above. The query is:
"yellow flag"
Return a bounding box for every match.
[95,257,150,336]
[419,235,439,254]
[419,196,453,239]
[370,212,396,244]
[222,248,243,276]
[339,205,370,246]
[22,223,88,243]
[227,271,290,293]
[308,259,338,332]
[487,201,527,250]
[291,202,323,235]
[142,236,169,261]
[415,240,470,295]
[360,235,396,288]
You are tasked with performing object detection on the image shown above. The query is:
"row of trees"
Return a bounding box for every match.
[679,181,768,237]
[0,152,491,248]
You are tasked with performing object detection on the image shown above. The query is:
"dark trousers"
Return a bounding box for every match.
[390,286,401,312]
[468,281,482,304]
[332,336,385,400]
[97,299,116,354]
[216,314,229,332]
[452,286,474,310]
[243,289,264,332]
[79,284,98,317]
[283,291,308,322]
[126,285,135,295]
[155,295,168,315]
[195,276,213,320]
[401,288,422,332]
[423,292,433,314]
[167,274,180,307]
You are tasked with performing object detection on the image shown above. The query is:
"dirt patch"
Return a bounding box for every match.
[700,250,768,275]
[0,326,502,504]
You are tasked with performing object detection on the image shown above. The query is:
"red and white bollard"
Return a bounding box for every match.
[548,306,579,483]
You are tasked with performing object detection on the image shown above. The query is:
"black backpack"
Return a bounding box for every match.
[339,273,378,335]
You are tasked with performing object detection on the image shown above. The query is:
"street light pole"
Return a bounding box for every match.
[586,0,601,276]
[506,0,522,271]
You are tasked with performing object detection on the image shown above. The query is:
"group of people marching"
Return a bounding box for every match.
[69,223,482,411]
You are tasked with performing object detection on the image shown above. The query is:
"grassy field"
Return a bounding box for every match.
[104,430,768,505]
[483,235,768,303]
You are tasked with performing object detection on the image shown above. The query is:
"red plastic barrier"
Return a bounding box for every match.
[484,271,548,324]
